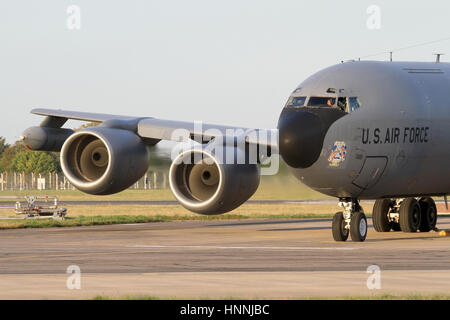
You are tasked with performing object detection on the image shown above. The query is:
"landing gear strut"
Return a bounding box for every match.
[332,199,367,242]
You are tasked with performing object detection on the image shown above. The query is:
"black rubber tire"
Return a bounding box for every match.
[391,222,401,231]
[332,212,349,241]
[418,197,437,232]
[372,199,392,232]
[350,211,367,242]
[399,198,421,232]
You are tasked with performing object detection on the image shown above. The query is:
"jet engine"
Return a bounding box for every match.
[169,147,260,215]
[60,127,150,195]
[21,126,75,152]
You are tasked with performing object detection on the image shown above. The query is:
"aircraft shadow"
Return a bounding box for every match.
[206,218,333,228]
[261,226,329,231]
[364,234,440,242]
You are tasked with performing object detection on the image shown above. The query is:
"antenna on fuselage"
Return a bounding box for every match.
[348,36,450,62]
[433,53,444,62]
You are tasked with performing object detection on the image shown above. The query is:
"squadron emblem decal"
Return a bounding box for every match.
[328,141,347,167]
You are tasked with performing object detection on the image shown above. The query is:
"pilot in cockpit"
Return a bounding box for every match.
[327,98,334,107]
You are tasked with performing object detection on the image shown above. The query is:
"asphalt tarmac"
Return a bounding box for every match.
[0,217,450,299]
[0,199,338,206]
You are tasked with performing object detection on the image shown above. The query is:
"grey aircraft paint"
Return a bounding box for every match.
[279,61,450,200]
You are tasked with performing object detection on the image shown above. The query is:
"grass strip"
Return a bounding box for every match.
[0,213,335,230]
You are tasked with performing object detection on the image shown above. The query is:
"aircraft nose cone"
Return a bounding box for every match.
[277,108,325,168]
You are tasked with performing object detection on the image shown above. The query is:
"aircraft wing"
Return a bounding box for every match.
[31,108,278,147]
[32,108,140,122]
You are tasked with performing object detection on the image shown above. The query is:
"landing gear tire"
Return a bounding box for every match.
[418,197,437,232]
[391,222,401,231]
[373,199,393,232]
[350,212,367,242]
[399,198,421,232]
[332,212,349,242]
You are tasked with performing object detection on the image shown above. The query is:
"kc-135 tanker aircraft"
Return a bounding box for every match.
[22,60,450,242]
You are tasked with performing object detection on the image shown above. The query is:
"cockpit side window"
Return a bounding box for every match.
[308,97,336,107]
[348,97,361,112]
[337,97,347,112]
[286,96,306,108]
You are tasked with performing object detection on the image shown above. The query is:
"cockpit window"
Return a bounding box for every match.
[285,95,362,113]
[308,97,336,107]
[286,96,306,107]
[348,97,361,112]
[337,97,347,111]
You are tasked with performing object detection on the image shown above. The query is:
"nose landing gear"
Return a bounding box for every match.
[332,199,367,242]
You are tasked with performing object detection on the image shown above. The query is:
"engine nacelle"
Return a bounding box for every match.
[21,126,75,152]
[169,147,260,215]
[60,127,150,195]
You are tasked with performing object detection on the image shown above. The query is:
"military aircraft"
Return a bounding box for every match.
[22,60,448,242]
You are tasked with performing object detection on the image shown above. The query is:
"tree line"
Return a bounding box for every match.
[0,134,287,176]
[0,133,171,175]
[0,137,60,174]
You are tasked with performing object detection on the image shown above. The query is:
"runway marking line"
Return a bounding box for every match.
[130,245,359,251]
[0,249,180,261]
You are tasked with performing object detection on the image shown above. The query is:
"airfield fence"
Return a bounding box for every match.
[0,171,169,191]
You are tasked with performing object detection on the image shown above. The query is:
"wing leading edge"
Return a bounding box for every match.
[31,108,278,147]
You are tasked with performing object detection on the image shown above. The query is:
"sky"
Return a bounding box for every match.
[1,0,450,144]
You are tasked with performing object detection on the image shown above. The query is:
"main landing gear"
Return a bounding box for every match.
[372,197,437,233]
[332,199,367,242]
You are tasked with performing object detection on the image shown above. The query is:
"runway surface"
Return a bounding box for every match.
[0,199,340,206]
[0,217,450,299]
[1,198,449,207]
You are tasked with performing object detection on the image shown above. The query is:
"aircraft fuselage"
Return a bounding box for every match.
[278,61,450,200]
